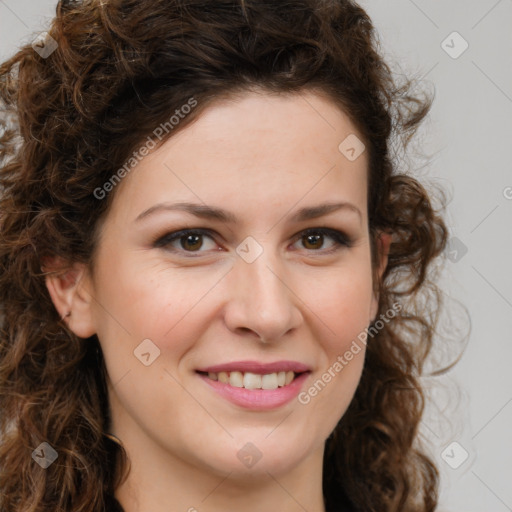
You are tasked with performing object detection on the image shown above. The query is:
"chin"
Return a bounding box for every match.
[194,430,317,479]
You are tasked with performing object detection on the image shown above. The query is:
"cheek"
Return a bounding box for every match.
[307,259,375,346]
[90,241,375,470]
[91,253,229,364]
[93,243,375,360]
[297,260,373,420]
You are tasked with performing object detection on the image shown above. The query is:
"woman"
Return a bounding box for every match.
[0,0,448,510]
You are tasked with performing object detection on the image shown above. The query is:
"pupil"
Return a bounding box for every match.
[180,233,324,251]
[183,234,202,250]
[305,234,322,249]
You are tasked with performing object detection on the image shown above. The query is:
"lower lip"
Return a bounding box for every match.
[197,372,310,410]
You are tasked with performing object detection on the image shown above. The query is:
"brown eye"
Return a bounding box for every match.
[180,233,203,251]
[295,228,351,252]
[302,233,324,250]
[154,229,218,254]
[154,227,352,257]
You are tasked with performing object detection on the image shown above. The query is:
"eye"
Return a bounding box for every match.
[154,229,218,254]
[153,227,352,256]
[291,228,352,253]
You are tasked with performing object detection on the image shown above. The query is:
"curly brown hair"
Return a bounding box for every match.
[0,0,449,510]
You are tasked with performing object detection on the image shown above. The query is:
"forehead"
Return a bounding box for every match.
[106,90,369,228]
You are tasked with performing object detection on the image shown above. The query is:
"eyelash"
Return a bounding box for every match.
[153,227,352,256]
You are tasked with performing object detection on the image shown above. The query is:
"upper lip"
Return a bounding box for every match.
[196,360,311,374]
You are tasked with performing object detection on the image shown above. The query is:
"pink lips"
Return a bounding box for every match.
[196,360,311,374]
[196,360,311,410]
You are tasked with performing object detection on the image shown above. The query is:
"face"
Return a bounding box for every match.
[52,90,387,484]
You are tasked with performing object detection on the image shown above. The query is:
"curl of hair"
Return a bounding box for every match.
[0,1,448,510]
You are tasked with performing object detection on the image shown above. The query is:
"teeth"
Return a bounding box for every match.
[205,370,299,390]
[261,373,278,390]
[229,371,244,388]
[243,372,261,389]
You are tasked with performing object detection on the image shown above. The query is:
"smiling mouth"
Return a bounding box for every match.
[196,370,308,390]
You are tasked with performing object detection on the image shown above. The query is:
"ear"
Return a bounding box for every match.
[42,257,96,338]
[369,231,392,322]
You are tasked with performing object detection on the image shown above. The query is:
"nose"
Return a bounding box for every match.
[222,249,303,343]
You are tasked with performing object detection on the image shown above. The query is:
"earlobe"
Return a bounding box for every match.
[369,231,392,323]
[42,257,96,339]
[377,232,392,277]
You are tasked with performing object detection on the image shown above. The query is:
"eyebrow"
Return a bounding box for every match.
[134,201,362,224]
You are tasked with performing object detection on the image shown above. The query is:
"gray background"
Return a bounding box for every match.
[1,1,511,510]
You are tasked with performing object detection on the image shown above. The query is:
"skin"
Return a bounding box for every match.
[46,89,389,512]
